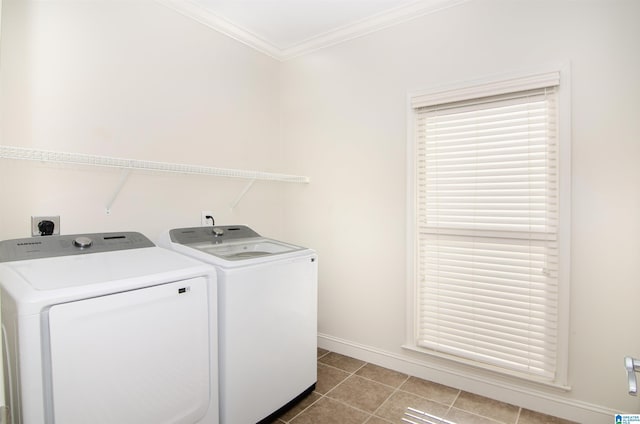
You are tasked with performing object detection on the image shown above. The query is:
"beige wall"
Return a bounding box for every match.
[0,0,288,241]
[281,0,640,420]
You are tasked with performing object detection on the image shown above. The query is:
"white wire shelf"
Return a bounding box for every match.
[1,145,309,213]
[0,145,310,183]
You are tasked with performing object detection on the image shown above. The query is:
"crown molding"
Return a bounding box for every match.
[280,0,470,60]
[156,0,470,61]
[155,0,282,60]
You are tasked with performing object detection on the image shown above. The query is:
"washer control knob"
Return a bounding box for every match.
[73,236,93,249]
[212,228,224,237]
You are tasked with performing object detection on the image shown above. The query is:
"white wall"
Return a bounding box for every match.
[0,0,289,241]
[281,0,640,420]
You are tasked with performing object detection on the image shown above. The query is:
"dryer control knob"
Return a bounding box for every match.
[73,236,93,249]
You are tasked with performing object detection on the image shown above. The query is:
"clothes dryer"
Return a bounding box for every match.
[159,226,317,424]
[0,232,218,424]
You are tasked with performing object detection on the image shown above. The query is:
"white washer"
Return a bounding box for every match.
[0,232,219,424]
[159,226,317,424]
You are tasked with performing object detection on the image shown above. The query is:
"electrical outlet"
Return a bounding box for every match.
[31,215,60,236]
[201,211,214,226]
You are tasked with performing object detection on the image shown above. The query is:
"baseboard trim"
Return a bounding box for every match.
[318,333,617,423]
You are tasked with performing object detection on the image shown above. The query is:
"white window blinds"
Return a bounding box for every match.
[413,78,560,381]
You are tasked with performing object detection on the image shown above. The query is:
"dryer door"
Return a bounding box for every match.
[46,278,211,424]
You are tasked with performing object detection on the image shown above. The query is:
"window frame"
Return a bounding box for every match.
[404,65,571,388]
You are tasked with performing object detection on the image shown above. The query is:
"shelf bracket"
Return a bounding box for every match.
[105,168,132,215]
[230,179,256,211]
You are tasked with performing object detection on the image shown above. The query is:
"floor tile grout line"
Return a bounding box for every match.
[514,406,522,424]
[317,357,367,375]
[318,355,495,424]
[319,354,413,391]
[444,389,461,418]
[324,396,380,418]
[369,373,411,420]
[317,350,331,360]
[319,354,447,424]
[319,354,407,424]
[312,350,572,424]
[320,384,394,420]
[351,370,411,391]
[316,365,362,376]
[322,353,366,395]
[321,355,468,423]
[279,392,322,424]
[281,350,331,424]
[305,352,374,423]
[446,391,521,424]
[331,359,377,423]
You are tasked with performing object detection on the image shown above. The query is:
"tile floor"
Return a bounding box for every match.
[270,349,577,424]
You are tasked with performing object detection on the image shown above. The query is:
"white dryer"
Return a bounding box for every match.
[0,232,219,424]
[159,226,317,424]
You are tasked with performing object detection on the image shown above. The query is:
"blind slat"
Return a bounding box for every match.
[414,84,559,381]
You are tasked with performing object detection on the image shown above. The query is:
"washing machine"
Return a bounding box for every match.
[0,232,219,424]
[158,225,317,424]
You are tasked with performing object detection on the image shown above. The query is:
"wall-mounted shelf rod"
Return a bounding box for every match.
[230,179,256,211]
[105,169,132,215]
[0,145,310,183]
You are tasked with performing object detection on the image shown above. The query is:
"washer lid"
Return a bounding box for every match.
[189,238,303,261]
[0,246,209,292]
[167,226,307,261]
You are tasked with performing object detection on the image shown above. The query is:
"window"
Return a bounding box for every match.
[408,71,569,384]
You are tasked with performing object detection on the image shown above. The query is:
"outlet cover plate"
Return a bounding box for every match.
[31,215,60,236]
[201,211,214,226]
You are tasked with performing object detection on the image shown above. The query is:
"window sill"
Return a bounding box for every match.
[401,344,571,393]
